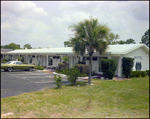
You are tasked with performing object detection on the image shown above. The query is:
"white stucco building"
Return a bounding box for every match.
[6,44,149,77]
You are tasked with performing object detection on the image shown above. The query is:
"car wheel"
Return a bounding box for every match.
[28,67,33,71]
[7,67,13,72]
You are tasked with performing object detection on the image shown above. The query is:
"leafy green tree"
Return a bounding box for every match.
[116,40,126,44]
[67,68,81,86]
[113,38,135,45]
[54,75,62,89]
[69,17,111,84]
[100,59,118,79]
[64,41,73,47]
[106,32,120,44]
[23,43,32,49]
[122,57,134,78]
[140,29,149,47]
[2,43,21,50]
[125,38,136,44]
[63,56,69,63]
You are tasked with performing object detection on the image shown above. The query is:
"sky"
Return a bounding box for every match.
[1,1,149,48]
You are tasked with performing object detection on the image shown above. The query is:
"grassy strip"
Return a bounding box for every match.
[1,77,149,118]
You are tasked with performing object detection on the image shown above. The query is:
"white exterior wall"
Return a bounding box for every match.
[86,57,99,74]
[53,58,60,66]
[123,47,149,71]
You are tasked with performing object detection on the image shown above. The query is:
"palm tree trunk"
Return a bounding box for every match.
[88,53,92,84]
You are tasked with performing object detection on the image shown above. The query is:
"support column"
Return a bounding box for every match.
[7,54,9,61]
[25,55,27,63]
[43,55,45,66]
[46,55,49,68]
[35,55,37,65]
[60,55,63,63]
[118,56,123,77]
[70,56,73,68]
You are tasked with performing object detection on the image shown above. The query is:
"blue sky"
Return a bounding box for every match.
[1,1,149,48]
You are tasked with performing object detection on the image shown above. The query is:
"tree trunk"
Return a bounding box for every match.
[88,53,92,84]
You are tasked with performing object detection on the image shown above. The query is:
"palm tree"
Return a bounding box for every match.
[69,17,111,84]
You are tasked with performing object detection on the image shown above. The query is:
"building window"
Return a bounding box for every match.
[53,56,59,59]
[93,57,97,61]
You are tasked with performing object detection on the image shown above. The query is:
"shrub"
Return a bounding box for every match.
[75,64,89,74]
[62,69,70,75]
[63,56,69,63]
[58,63,68,70]
[21,57,24,62]
[67,68,81,86]
[79,73,88,77]
[141,71,146,77]
[54,75,62,89]
[131,71,137,77]
[17,56,21,61]
[55,69,63,73]
[100,59,118,79]
[36,66,44,70]
[2,58,8,61]
[122,57,134,78]
[146,70,149,76]
[136,71,141,77]
[1,61,7,63]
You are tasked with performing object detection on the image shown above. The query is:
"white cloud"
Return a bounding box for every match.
[1,1,149,48]
[1,1,48,18]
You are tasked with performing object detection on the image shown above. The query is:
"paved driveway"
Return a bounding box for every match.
[1,70,70,98]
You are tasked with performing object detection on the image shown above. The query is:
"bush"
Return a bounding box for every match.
[122,57,134,78]
[54,75,62,89]
[131,71,137,77]
[21,57,24,62]
[141,71,146,77]
[100,59,118,79]
[1,61,7,63]
[55,69,63,74]
[136,71,141,77]
[146,70,149,76]
[79,73,88,77]
[67,68,81,86]
[17,57,21,61]
[36,66,44,70]
[2,58,8,61]
[58,63,68,70]
[75,64,89,74]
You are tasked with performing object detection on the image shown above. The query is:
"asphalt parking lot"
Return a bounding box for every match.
[1,70,70,98]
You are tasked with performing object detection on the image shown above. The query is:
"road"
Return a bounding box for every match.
[1,70,70,98]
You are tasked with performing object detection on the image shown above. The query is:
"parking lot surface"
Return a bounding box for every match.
[1,70,69,98]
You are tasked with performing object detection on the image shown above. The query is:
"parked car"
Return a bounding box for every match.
[1,61,37,72]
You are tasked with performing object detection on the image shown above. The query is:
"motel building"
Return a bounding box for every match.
[3,44,149,77]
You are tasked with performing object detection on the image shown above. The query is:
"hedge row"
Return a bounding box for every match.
[131,70,149,77]
[1,61,7,63]
[36,66,44,70]
[55,68,87,77]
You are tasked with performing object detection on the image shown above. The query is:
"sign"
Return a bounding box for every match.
[134,56,143,60]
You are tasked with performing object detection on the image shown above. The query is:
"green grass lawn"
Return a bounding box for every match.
[1,77,149,118]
